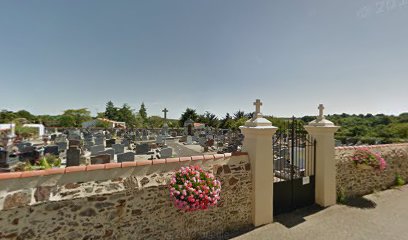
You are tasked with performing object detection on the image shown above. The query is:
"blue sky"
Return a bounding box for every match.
[0,0,407,119]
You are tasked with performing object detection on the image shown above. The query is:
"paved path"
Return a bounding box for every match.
[166,140,202,157]
[233,185,408,240]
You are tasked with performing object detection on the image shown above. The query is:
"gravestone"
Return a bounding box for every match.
[56,141,68,152]
[121,139,130,148]
[98,149,115,160]
[66,147,81,167]
[90,145,105,156]
[106,139,116,148]
[44,145,59,156]
[160,147,172,159]
[135,143,149,155]
[91,154,111,164]
[94,137,105,146]
[156,135,164,145]
[0,150,8,168]
[19,149,40,165]
[69,139,81,148]
[171,131,177,138]
[186,136,193,145]
[16,142,32,152]
[117,152,135,162]
[112,144,125,154]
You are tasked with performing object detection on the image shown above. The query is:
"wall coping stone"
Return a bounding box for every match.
[0,153,246,181]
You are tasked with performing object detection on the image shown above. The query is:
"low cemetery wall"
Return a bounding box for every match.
[336,143,408,198]
[0,153,252,240]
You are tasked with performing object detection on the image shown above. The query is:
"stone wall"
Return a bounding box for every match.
[336,144,408,198]
[0,153,252,240]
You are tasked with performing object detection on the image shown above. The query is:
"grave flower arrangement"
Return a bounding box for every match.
[351,148,386,171]
[169,165,221,211]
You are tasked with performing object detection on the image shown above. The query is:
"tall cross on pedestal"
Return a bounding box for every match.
[318,104,325,120]
[162,108,168,120]
[253,99,263,118]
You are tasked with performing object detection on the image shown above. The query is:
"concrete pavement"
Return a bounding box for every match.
[233,185,408,240]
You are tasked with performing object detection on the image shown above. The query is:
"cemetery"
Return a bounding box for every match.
[0,100,407,240]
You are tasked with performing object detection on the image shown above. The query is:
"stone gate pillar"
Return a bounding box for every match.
[304,104,340,207]
[240,99,278,226]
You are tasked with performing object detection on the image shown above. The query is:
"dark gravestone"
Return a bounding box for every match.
[105,139,116,148]
[69,139,81,148]
[112,144,124,154]
[98,149,114,160]
[0,150,8,168]
[19,149,40,165]
[90,145,105,156]
[91,154,110,164]
[56,141,68,152]
[50,134,57,141]
[117,152,135,163]
[66,147,80,167]
[135,143,149,155]
[94,137,105,146]
[44,145,59,156]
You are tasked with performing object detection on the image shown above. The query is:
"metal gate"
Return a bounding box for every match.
[273,117,316,216]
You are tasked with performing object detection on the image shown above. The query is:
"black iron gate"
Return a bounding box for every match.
[273,117,316,216]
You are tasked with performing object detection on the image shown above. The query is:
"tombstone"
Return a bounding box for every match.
[135,143,149,155]
[91,154,111,164]
[94,137,105,146]
[112,144,125,154]
[19,149,40,165]
[56,141,68,152]
[90,145,105,156]
[50,134,57,141]
[117,152,135,162]
[171,131,177,138]
[121,139,130,148]
[44,145,59,156]
[98,149,115,160]
[66,147,81,167]
[160,147,173,159]
[186,136,193,145]
[156,135,164,145]
[16,142,32,152]
[69,139,81,148]
[106,139,116,148]
[0,150,8,168]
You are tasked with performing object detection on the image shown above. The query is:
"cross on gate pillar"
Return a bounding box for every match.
[304,104,340,207]
[240,99,278,226]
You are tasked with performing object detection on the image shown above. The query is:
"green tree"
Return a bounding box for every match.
[15,110,37,122]
[104,101,118,120]
[0,110,17,123]
[61,108,92,127]
[138,102,147,121]
[147,116,164,128]
[179,108,198,127]
[117,104,137,128]
[220,113,233,129]
[58,115,76,127]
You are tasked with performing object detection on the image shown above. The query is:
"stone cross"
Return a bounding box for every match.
[318,104,325,120]
[253,99,263,117]
[162,108,168,120]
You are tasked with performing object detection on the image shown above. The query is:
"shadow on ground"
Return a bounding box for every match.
[342,196,377,209]
[274,204,324,228]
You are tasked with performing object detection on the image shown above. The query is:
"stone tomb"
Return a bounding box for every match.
[105,139,116,148]
[69,139,81,148]
[117,152,135,162]
[186,136,193,145]
[44,145,59,156]
[160,147,172,159]
[66,147,81,167]
[135,143,149,155]
[98,149,115,160]
[94,137,105,146]
[90,145,105,156]
[91,154,111,164]
[112,144,124,154]
[55,141,68,152]
[0,150,8,168]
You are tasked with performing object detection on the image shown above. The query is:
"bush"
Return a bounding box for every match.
[169,165,221,211]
